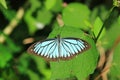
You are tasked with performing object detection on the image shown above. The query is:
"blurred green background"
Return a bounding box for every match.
[0,0,120,80]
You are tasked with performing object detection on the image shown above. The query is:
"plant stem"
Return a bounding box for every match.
[95,7,120,43]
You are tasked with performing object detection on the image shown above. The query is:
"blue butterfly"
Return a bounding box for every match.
[27,35,90,61]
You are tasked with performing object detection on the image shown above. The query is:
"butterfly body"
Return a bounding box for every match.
[27,35,90,61]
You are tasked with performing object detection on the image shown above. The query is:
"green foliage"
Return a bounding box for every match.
[0,33,21,68]
[113,0,120,7]
[1,69,19,80]
[93,17,106,40]
[45,0,63,12]
[0,0,7,9]
[16,53,51,80]
[48,25,99,80]
[24,10,38,34]
[109,43,120,80]
[0,0,120,80]
[29,0,42,11]
[0,8,16,21]
[62,3,90,30]
[24,0,42,34]
[0,44,12,68]
[36,9,53,25]
[101,8,120,50]
[90,5,109,22]
[31,56,51,79]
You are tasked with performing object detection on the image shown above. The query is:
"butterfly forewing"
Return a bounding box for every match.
[60,38,89,57]
[27,36,90,61]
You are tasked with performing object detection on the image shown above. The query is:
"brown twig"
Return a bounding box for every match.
[95,36,120,80]
[0,7,24,43]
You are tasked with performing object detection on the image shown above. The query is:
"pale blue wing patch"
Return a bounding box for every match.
[60,41,71,58]
[48,41,58,58]
[29,39,59,59]
[27,36,90,61]
[61,38,89,57]
[62,40,75,54]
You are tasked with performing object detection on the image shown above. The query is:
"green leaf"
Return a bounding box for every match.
[5,36,21,53]
[0,0,7,9]
[17,53,30,74]
[0,78,4,80]
[90,5,109,22]
[108,43,120,80]
[29,0,42,12]
[27,70,40,80]
[0,32,20,68]
[24,0,42,35]
[0,44,12,68]
[1,69,19,80]
[62,3,91,30]
[24,10,38,34]
[0,8,16,21]
[31,55,51,80]
[17,53,51,80]
[37,9,53,25]
[93,17,106,40]
[101,16,120,49]
[48,25,99,80]
[1,32,21,53]
[45,0,63,12]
